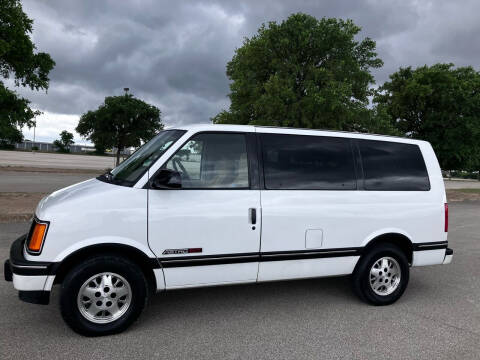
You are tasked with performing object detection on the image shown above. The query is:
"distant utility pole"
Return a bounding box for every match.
[114,87,130,165]
[33,124,36,152]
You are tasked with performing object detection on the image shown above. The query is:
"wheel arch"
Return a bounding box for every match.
[52,243,160,295]
[362,232,414,265]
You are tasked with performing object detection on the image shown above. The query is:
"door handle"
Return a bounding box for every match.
[249,208,257,225]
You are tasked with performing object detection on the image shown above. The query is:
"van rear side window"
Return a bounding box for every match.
[358,139,430,191]
[261,134,356,190]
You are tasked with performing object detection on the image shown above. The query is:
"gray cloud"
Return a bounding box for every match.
[13,0,480,142]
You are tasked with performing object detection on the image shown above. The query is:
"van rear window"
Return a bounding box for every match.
[261,134,356,190]
[358,139,430,191]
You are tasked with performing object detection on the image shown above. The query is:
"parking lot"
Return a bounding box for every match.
[1,155,479,359]
[0,200,479,359]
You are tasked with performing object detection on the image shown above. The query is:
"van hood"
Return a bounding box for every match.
[35,178,119,220]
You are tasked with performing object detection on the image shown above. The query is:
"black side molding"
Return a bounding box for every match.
[445,248,453,256]
[413,241,448,251]
[18,290,50,305]
[159,247,363,268]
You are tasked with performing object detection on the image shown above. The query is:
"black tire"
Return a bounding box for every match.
[352,243,409,305]
[60,255,147,336]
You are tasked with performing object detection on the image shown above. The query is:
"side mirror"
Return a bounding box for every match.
[151,169,182,189]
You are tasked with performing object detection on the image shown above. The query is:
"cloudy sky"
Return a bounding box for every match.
[15,0,480,144]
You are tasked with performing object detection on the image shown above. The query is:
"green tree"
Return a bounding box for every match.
[93,143,107,155]
[53,130,74,153]
[213,13,390,133]
[374,64,480,170]
[76,93,163,165]
[0,0,55,145]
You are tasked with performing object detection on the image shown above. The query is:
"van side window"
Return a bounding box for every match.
[165,133,249,189]
[260,134,356,190]
[358,139,430,191]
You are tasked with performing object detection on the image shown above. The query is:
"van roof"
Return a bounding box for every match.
[169,124,427,145]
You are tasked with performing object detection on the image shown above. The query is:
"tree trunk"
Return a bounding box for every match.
[116,146,121,166]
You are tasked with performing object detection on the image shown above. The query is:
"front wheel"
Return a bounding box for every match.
[60,255,147,336]
[352,243,409,305]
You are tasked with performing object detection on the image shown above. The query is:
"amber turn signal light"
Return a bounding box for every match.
[27,222,48,253]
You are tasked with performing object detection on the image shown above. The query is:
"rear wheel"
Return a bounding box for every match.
[60,255,147,336]
[352,243,409,305]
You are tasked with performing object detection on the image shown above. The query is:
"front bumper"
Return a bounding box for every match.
[4,259,12,281]
[4,234,55,305]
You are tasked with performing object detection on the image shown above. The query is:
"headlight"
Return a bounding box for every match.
[25,217,49,255]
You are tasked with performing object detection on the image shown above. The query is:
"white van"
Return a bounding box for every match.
[4,124,453,336]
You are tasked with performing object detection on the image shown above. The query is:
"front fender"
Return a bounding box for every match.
[53,236,157,263]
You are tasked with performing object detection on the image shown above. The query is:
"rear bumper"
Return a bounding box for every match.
[4,235,54,305]
[442,248,453,265]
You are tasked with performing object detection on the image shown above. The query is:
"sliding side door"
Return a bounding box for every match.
[257,131,361,281]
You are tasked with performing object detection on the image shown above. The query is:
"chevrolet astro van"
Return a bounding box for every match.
[4,124,453,336]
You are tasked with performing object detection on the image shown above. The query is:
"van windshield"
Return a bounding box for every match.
[100,130,186,186]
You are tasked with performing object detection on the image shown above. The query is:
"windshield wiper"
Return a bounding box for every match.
[97,170,114,183]
[105,171,113,182]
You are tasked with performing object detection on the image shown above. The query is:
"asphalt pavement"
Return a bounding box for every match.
[0,150,114,170]
[444,179,480,189]
[0,201,479,359]
[0,171,95,193]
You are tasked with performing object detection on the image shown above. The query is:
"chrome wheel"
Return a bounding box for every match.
[369,257,401,296]
[77,272,131,324]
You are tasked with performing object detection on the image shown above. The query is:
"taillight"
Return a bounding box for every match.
[26,219,49,254]
[444,203,448,232]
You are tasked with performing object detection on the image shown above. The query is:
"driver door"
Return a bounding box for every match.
[147,132,261,288]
